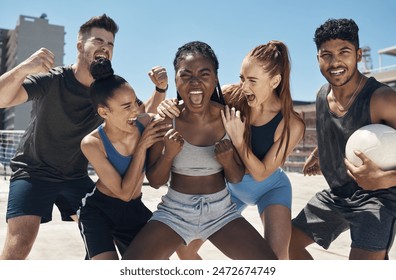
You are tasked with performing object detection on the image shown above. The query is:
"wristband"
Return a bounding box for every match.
[155,84,168,93]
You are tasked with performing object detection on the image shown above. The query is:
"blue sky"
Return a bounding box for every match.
[2,0,396,102]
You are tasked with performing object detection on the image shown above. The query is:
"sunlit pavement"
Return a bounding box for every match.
[0,173,395,260]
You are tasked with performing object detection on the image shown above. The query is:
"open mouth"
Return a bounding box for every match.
[127,119,137,126]
[245,93,256,102]
[189,90,204,106]
[94,52,108,60]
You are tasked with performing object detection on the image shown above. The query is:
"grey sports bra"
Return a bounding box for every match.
[171,118,229,176]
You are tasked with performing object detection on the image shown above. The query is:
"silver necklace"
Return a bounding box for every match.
[331,75,364,112]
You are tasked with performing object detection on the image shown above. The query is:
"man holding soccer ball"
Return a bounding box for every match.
[290,18,396,260]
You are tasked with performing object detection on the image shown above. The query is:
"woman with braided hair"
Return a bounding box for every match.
[123,41,277,260]
[159,40,305,259]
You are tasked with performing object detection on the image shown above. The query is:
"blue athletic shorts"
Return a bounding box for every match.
[150,187,242,245]
[292,187,396,251]
[6,176,95,223]
[227,168,292,215]
[78,187,152,258]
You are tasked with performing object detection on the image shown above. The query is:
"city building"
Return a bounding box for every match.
[0,14,395,173]
[364,45,396,90]
[0,14,64,130]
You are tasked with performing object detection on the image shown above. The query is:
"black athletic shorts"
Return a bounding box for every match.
[6,176,95,223]
[77,187,152,258]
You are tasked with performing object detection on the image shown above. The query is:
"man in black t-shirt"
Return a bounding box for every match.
[0,14,168,260]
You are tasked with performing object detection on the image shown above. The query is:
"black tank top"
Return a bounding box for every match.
[251,111,283,161]
[316,77,386,197]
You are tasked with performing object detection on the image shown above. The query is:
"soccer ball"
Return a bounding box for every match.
[345,124,396,170]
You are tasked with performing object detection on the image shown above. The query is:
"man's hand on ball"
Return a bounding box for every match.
[345,150,385,190]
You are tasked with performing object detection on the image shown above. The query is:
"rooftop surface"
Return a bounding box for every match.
[0,173,395,260]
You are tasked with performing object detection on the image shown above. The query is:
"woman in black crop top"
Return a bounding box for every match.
[123,41,277,260]
[158,41,305,260]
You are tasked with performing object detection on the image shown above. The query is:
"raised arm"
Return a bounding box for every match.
[0,48,54,108]
[143,66,168,114]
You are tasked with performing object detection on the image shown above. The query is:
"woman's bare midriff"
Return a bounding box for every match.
[170,172,226,194]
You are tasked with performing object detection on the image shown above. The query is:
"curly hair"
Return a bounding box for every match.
[314,18,359,50]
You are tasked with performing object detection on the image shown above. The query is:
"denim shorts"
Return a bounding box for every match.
[292,187,396,251]
[227,168,292,214]
[6,176,95,223]
[150,187,242,245]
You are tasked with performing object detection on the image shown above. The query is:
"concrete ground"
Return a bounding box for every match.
[0,172,395,260]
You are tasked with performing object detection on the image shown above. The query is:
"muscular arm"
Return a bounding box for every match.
[346,87,396,190]
[0,48,54,108]
[144,66,168,114]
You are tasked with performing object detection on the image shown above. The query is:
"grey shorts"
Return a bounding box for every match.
[292,188,396,251]
[150,187,242,245]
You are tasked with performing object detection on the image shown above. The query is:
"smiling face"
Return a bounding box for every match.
[175,53,218,112]
[239,56,281,108]
[317,38,362,88]
[98,83,142,132]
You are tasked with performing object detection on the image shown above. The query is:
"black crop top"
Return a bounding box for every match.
[251,111,283,161]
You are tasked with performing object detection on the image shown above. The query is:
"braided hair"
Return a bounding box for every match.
[173,41,225,105]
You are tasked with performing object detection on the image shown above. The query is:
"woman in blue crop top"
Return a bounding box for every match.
[158,41,305,259]
[122,41,277,260]
[77,58,171,259]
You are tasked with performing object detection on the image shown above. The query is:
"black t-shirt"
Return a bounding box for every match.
[10,65,103,182]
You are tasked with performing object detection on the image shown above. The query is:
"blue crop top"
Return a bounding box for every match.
[171,118,229,176]
[251,111,283,161]
[98,121,145,176]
